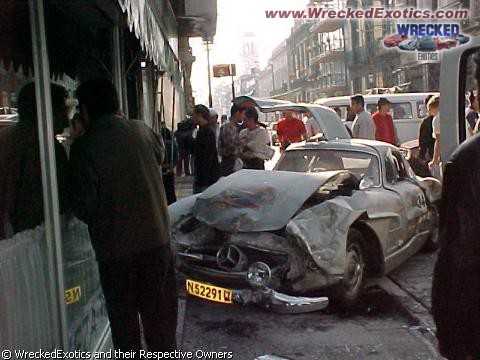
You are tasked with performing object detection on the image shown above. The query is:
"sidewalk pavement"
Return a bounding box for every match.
[378,251,438,348]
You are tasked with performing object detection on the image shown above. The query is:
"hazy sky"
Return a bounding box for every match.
[190,0,301,104]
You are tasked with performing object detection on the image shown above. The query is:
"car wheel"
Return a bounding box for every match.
[423,205,440,252]
[334,228,367,307]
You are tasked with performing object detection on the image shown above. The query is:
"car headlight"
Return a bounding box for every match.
[246,262,272,288]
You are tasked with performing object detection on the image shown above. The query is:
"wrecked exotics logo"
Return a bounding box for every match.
[383,23,470,62]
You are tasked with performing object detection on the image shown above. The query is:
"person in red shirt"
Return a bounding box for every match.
[372,97,397,145]
[276,111,307,150]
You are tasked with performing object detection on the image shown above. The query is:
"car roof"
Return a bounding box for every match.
[315,92,438,105]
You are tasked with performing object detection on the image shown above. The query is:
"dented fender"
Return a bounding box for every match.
[286,197,364,276]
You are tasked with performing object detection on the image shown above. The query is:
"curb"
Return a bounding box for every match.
[376,277,443,358]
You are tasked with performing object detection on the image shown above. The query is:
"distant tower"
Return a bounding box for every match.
[240,32,260,75]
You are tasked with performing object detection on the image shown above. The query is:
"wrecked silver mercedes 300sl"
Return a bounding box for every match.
[169,139,441,313]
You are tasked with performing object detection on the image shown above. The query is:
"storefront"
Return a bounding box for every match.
[0,0,186,352]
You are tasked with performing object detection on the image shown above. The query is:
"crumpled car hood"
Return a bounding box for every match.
[192,169,346,232]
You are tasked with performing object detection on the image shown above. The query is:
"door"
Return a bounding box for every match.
[383,149,428,251]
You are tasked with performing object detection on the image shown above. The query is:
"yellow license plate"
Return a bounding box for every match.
[186,279,233,304]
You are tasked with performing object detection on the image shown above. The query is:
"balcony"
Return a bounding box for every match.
[310,18,343,34]
[321,74,347,93]
[310,48,344,64]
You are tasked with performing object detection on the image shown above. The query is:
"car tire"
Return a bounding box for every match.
[333,228,367,308]
[423,205,440,252]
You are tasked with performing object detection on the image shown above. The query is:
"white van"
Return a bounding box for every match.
[315,93,438,144]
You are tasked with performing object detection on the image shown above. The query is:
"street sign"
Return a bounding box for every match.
[213,64,236,78]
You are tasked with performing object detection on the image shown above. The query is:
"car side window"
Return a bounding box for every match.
[390,103,413,120]
[392,153,407,179]
[384,149,402,184]
[417,100,427,118]
[366,104,376,114]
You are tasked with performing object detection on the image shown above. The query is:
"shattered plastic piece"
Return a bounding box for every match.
[255,355,291,360]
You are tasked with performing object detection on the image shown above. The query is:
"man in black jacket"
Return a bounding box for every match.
[432,52,480,359]
[192,104,220,194]
[69,79,177,352]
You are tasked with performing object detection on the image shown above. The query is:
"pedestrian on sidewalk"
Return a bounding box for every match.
[239,108,274,170]
[192,104,220,194]
[417,94,435,177]
[432,51,480,360]
[68,78,177,352]
[218,104,244,176]
[351,95,376,140]
[427,95,442,178]
[372,97,397,145]
[276,111,307,151]
[160,121,178,205]
[209,108,220,146]
[466,91,479,138]
[305,112,321,139]
[175,118,194,177]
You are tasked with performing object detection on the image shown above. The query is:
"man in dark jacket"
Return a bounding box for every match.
[69,79,176,352]
[192,104,220,194]
[160,120,178,205]
[416,95,436,177]
[432,54,480,359]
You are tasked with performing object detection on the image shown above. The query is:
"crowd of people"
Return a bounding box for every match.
[172,104,313,194]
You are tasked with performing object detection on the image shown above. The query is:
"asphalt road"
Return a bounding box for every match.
[179,282,440,360]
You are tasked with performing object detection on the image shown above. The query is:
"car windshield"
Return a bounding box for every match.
[276,149,381,186]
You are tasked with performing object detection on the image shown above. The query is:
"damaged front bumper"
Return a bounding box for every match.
[232,287,329,314]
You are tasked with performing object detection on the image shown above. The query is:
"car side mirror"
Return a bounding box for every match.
[359,177,374,190]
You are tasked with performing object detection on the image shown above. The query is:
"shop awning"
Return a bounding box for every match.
[117,0,183,86]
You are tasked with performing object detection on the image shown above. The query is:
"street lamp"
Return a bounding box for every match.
[203,37,214,107]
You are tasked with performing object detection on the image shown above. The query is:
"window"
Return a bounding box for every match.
[385,149,410,183]
[276,149,381,185]
[367,102,413,119]
[391,102,413,119]
[417,100,428,118]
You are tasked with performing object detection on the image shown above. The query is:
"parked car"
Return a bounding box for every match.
[417,36,437,51]
[384,34,408,48]
[170,139,441,312]
[315,93,438,144]
[398,36,419,51]
[436,36,456,50]
[0,108,17,131]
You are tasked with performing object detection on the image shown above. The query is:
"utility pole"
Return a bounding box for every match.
[205,39,213,107]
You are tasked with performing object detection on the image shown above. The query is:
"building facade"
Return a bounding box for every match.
[255,0,479,102]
